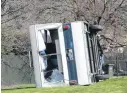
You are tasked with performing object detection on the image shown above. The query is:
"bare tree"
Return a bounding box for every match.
[38,0,127,50]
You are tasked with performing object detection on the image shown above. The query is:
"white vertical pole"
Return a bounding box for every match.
[55,40,63,73]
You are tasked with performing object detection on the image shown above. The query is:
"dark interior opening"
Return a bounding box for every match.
[43,29,59,80]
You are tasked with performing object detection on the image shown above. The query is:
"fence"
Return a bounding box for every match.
[1,52,127,89]
[104,53,127,76]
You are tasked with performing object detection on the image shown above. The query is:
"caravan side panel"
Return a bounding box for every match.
[29,25,43,88]
[71,22,91,85]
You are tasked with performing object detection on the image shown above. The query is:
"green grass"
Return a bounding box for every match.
[2,76,127,93]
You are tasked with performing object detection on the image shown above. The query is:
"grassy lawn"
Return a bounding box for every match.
[2,76,127,93]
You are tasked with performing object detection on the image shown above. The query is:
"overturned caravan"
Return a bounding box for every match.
[29,21,104,88]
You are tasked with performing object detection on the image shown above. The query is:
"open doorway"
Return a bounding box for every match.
[39,29,64,83]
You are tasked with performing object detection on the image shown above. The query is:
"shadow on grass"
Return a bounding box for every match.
[2,86,36,91]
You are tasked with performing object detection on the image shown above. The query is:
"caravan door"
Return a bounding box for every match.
[29,23,69,87]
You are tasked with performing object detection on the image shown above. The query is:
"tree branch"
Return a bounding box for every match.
[1,14,22,24]
[1,4,28,17]
[103,0,126,25]
[100,35,127,48]
[1,0,7,10]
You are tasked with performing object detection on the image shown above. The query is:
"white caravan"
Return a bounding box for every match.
[29,21,103,88]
